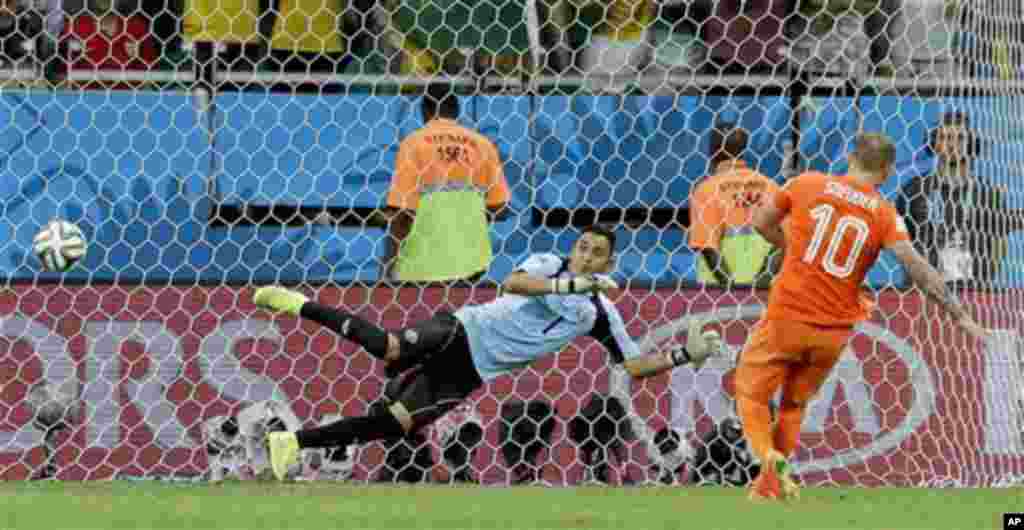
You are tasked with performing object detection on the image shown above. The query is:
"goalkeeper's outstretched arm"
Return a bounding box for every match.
[622,351,684,378]
[621,321,722,378]
[503,271,618,296]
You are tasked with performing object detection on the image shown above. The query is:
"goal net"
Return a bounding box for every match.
[0,0,1023,487]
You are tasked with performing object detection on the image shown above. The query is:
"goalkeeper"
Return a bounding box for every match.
[256,226,724,480]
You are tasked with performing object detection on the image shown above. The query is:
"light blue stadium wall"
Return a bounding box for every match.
[1,90,1020,287]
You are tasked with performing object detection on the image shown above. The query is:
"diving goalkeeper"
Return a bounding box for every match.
[256,226,724,480]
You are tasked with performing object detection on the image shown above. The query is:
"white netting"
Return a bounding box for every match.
[0,0,1023,487]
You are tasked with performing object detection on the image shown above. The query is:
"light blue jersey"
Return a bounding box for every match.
[455,253,642,381]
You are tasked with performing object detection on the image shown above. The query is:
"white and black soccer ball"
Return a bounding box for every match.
[33,220,86,272]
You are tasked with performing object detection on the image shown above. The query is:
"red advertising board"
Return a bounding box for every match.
[1,285,1021,485]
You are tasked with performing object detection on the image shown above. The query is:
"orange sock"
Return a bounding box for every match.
[773,404,805,459]
[737,395,777,466]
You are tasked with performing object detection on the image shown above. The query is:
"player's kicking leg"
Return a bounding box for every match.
[737,320,852,501]
[770,326,851,499]
[769,398,803,500]
[734,319,790,501]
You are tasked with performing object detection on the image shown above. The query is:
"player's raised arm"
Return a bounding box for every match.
[887,239,989,342]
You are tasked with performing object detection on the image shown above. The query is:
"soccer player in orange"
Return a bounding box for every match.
[737,133,990,500]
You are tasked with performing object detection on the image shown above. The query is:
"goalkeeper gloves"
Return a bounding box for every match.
[667,344,693,367]
[666,319,725,371]
[551,274,619,295]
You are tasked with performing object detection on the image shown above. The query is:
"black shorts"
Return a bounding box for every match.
[381,312,484,429]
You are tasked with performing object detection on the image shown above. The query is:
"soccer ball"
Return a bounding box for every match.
[33,220,86,272]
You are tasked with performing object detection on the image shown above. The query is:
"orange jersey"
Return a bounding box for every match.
[689,160,781,250]
[387,118,509,210]
[766,172,910,326]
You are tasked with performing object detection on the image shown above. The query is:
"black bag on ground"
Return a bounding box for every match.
[688,418,760,486]
[499,400,557,484]
[568,395,636,484]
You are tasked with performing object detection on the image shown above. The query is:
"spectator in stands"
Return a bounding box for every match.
[470,0,533,82]
[888,0,1024,79]
[701,0,787,75]
[35,0,65,80]
[955,1,1022,79]
[688,124,781,287]
[577,0,655,78]
[786,0,899,78]
[551,0,706,80]
[182,0,262,89]
[375,0,532,85]
[647,1,707,77]
[887,0,960,78]
[266,0,348,75]
[887,0,1024,80]
[380,83,510,283]
[0,0,42,69]
[142,0,179,65]
[896,111,1017,286]
[61,0,157,88]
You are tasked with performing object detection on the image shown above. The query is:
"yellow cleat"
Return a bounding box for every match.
[253,286,308,316]
[266,431,300,481]
[769,450,801,500]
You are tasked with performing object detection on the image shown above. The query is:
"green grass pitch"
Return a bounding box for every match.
[2,481,1021,530]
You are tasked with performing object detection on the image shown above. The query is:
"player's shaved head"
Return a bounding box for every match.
[851,133,896,175]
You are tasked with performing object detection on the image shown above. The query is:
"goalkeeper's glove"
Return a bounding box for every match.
[666,344,694,367]
[550,274,619,295]
[666,319,725,371]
